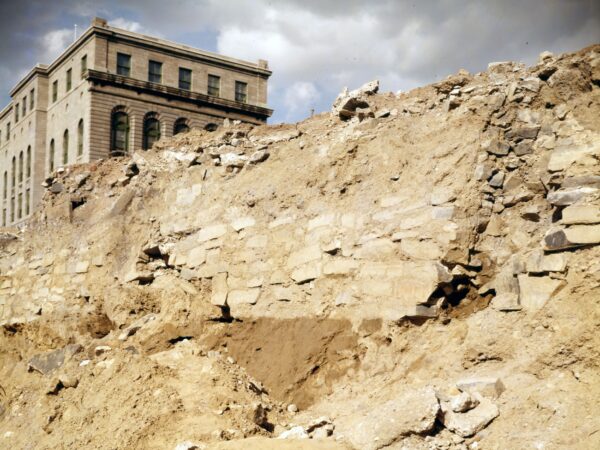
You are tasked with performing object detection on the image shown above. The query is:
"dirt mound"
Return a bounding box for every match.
[0,44,599,449]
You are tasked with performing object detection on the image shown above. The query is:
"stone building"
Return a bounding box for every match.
[0,17,272,226]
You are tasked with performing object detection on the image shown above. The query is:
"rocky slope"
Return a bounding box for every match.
[0,44,599,450]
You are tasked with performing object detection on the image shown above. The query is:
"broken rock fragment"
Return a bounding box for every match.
[340,386,439,450]
[439,393,499,438]
[332,80,379,121]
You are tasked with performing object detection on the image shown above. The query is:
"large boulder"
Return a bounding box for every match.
[332,80,379,120]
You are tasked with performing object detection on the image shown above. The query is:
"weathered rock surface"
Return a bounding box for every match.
[339,387,440,450]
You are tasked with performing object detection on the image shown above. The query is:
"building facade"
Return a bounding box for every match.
[0,17,272,226]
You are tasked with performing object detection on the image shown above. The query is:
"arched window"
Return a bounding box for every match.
[204,123,218,132]
[77,119,84,156]
[62,129,69,165]
[3,171,6,199]
[111,109,129,154]
[173,118,190,135]
[143,113,161,150]
[18,151,23,183]
[26,146,31,179]
[49,139,55,173]
[11,157,15,188]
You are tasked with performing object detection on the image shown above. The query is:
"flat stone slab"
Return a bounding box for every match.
[338,387,439,450]
[28,344,82,376]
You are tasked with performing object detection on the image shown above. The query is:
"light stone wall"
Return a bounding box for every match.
[102,38,268,107]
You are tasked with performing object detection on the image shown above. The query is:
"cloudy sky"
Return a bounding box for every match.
[0,0,598,123]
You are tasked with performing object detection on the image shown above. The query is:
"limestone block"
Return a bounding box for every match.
[197,224,228,243]
[358,279,394,297]
[186,247,207,268]
[547,187,597,206]
[391,230,420,241]
[474,162,494,181]
[323,258,360,275]
[246,276,264,288]
[488,171,505,188]
[439,394,499,438]
[339,387,439,450]
[388,262,451,306]
[269,270,288,285]
[380,195,404,208]
[400,239,442,260]
[565,224,600,244]
[109,189,135,216]
[561,205,600,224]
[210,273,228,306]
[547,142,600,172]
[431,206,455,220]
[517,274,564,310]
[505,124,539,141]
[28,344,82,376]
[123,270,154,283]
[526,250,568,273]
[271,286,294,301]
[268,216,296,228]
[291,262,322,284]
[483,139,510,156]
[340,212,360,229]
[287,244,322,269]
[245,234,269,249]
[491,293,521,311]
[354,238,396,260]
[307,213,336,231]
[75,261,90,274]
[430,189,456,205]
[231,216,256,231]
[456,377,505,398]
[228,288,260,306]
[321,239,342,254]
[196,263,228,279]
[544,225,600,250]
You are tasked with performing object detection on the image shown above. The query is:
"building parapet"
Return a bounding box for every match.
[86,69,273,121]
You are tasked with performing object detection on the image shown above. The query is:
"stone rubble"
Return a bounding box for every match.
[0,44,599,450]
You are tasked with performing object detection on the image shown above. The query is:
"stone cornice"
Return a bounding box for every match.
[86,69,273,121]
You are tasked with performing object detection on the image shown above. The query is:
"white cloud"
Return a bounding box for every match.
[283,81,320,121]
[41,29,73,61]
[109,18,159,36]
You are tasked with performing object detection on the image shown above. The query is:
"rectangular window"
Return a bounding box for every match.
[22,99,26,117]
[30,88,35,110]
[6,122,10,140]
[26,189,30,215]
[117,53,131,77]
[235,81,248,103]
[2,209,5,227]
[148,60,162,83]
[207,74,220,97]
[81,54,87,78]
[179,68,192,90]
[66,68,72,91]
[52,81,58,102]
[14,105,18,122]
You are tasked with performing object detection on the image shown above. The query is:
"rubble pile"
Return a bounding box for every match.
[0,44,599,450]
